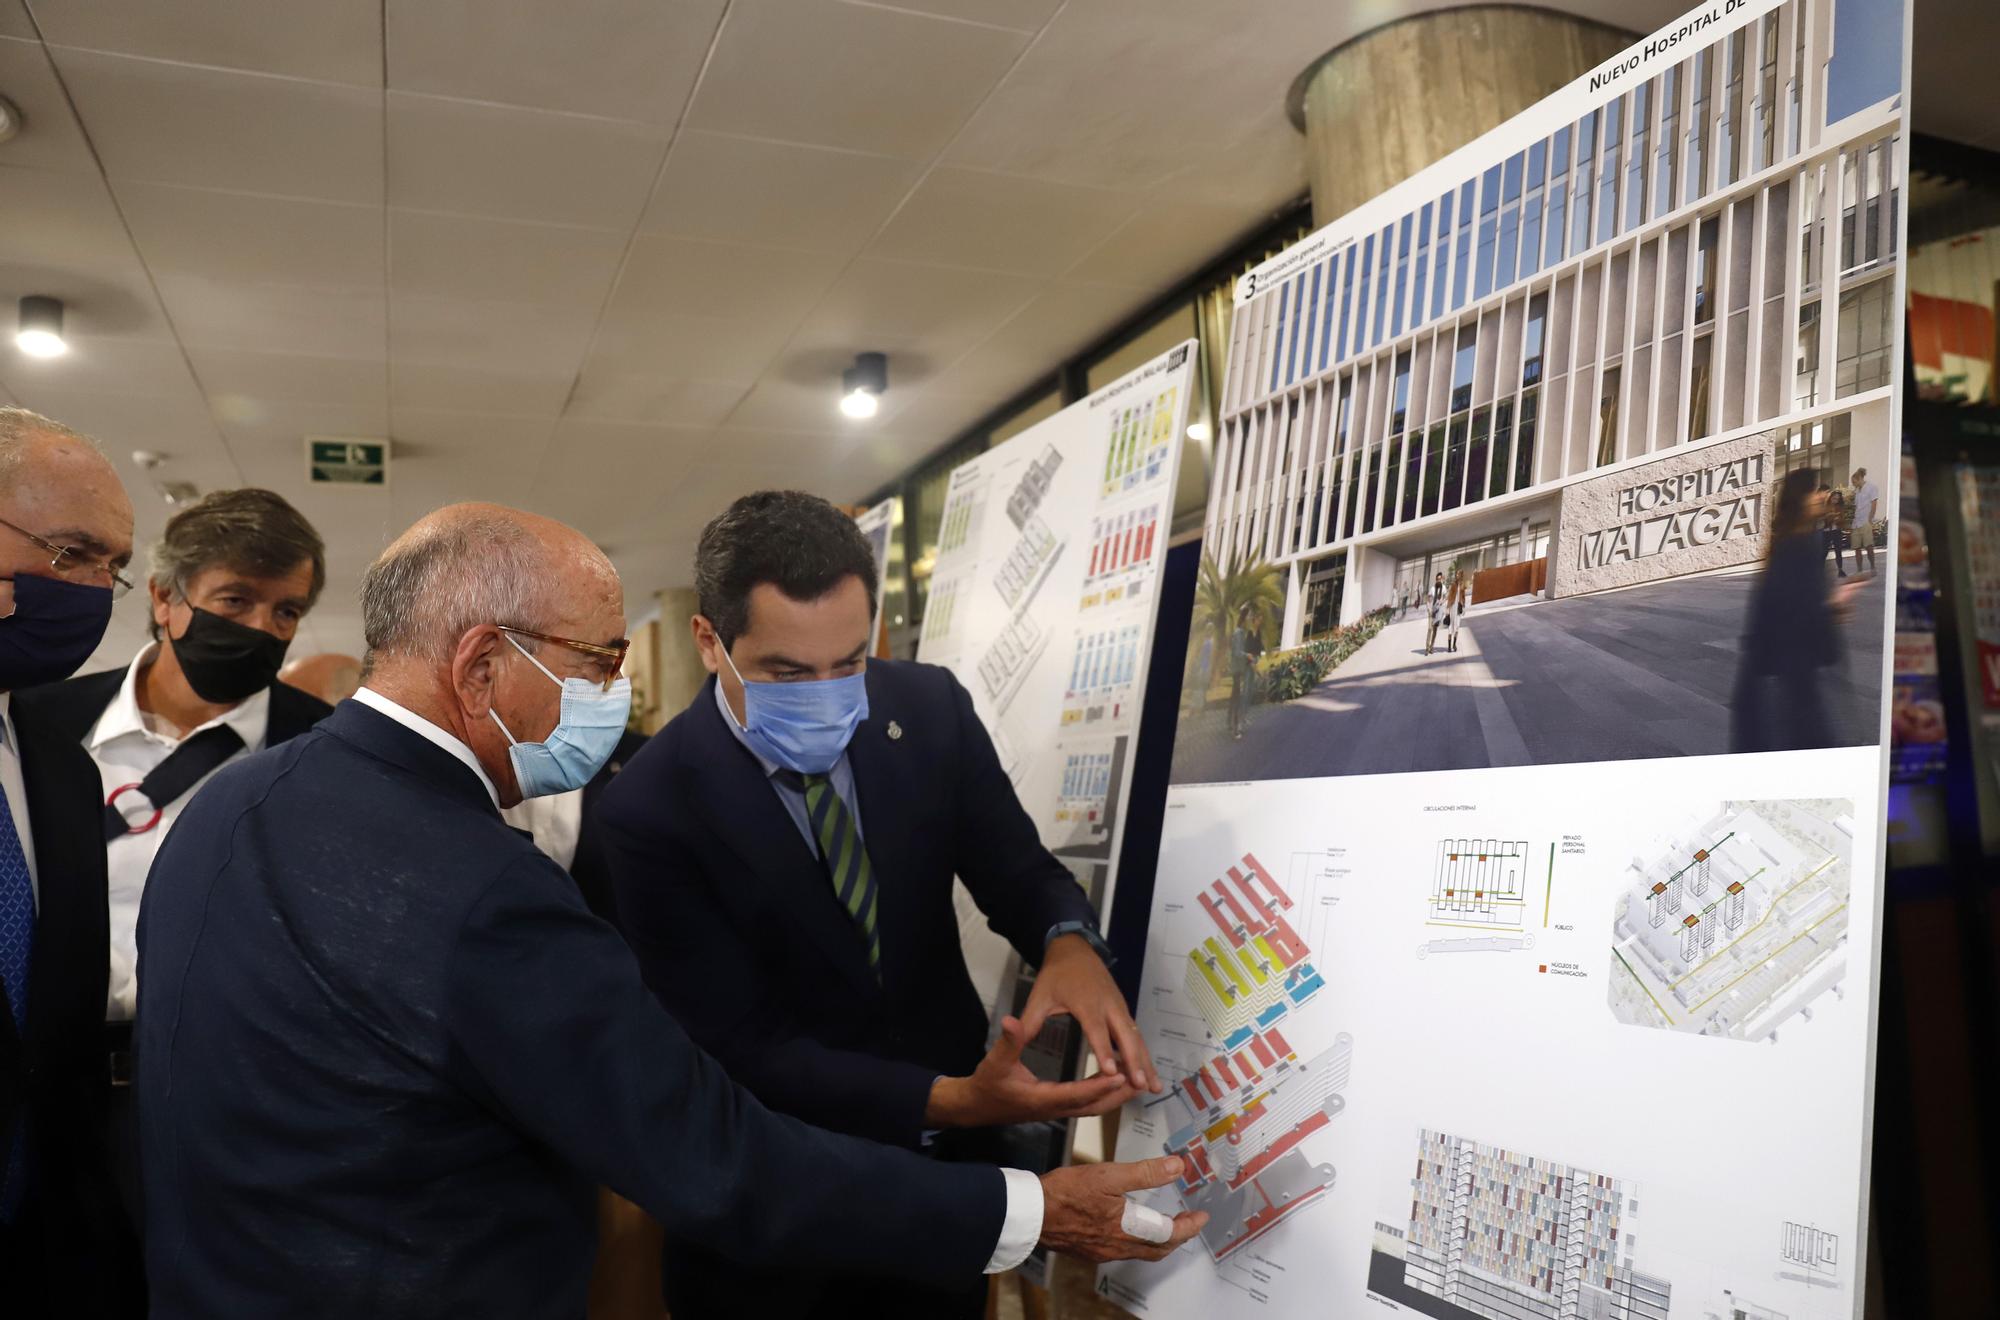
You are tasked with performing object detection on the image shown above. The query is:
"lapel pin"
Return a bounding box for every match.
[886,720,903,741]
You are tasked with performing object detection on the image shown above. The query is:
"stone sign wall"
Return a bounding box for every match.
[1546,429,1778,598]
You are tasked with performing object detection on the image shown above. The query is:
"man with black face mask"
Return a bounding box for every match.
[0,407,135,1314]
[9,485,328,1313]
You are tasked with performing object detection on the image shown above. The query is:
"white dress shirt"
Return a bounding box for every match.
[1851,478,1881,528]
[709,680,1043,1272]
[350,687,499,807]
[0,693,39,906]
[91,645,269,1022]
[499,790,583,870]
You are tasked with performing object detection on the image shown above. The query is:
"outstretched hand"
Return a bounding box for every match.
[926,1015,1136,1128]
[1022,934,1161,1094]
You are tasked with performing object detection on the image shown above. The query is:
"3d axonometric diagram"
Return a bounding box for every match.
[1418,838,1537,958]
[1183,852,1327,1042]
[1607,799,1854,1042]
[1101,384,1178,499]
[1005,444,1062,529]
[1368,1130,1672,1320]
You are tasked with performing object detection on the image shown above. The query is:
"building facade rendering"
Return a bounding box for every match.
[1207,0,1903,644]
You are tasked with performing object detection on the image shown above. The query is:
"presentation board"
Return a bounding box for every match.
[916,342,1195,1019]
[1102,2,1908,1317]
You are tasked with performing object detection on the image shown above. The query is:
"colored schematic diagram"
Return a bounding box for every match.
[936,479,984,556]
[1608,799,1854,1042]
[1102,385,1178,498]
[1148,851,1349,1262]
[1183,854,1327,1048]
[1367,1130,1672,1320]
[920,577,961,646]
[1061,623,1143,728]
[1079,501,1162,612]
[1051,745,1114,849]
[1417,838,1535,958]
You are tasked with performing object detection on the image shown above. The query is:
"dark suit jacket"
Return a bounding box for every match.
[135,699,1005,1319]
[0,668,329,1308]
[597,659,1096,1151]
[568,728,647,923]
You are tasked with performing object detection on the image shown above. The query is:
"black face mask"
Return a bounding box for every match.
[168,606,291,704]
[0,573,115,690]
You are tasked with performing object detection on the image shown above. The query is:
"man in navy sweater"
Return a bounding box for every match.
[134,503,1202,1319]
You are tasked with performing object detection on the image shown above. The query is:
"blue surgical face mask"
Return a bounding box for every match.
[718,642,868,775]
[490,634,632,798]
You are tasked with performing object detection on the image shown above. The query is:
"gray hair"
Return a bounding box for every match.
[360,510,560,668]
[0,406,96,493]
[147,489,326,638]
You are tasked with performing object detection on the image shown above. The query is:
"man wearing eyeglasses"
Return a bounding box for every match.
[9,487,332,1314]
[132,502,1201,1320]
[0,408,135,1314]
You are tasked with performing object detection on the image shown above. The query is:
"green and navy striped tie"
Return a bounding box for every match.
[802,773,881,976]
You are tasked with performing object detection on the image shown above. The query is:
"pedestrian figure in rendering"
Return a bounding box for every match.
[1821,485,1848,577]
[1227,606,1253,740]
[1446,580,1467,653]
[1730,469,1858,753]
[1849,466,1881,576]
[1190,632,1214,716]
[1423,572,1447,656]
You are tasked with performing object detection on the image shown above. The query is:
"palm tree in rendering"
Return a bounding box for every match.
[1192,549,1285,675]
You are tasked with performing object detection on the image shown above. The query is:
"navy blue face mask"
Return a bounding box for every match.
[0,572,114,690]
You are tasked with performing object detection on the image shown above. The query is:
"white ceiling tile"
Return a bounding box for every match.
[0,334,197,401]
[609,234,848,332]
[215,397,395,459]
[28,0,382,86]
[789,257,1043,365]
[689,0,1029,158]
[389,408,553,456]
[721,376,890,433]
[867,167,1135,277]
[868,0,1061,32]
[51,47,384,202]
[0,2,33,38]
[0,36,100,172]
[565,371,752,427]
[385,0,724,123]
[0,163,175,341]
[639,131,924,253]
[387,91,667,229]
[585,312,794,381]
[1060,198,1252,286]
[3,383,224,457]
[388,210,626,309]
[391,362,574,419]
[189,347,389,412]
[118,184,383,287]
[155,274,387,359]
[389,292,597,375]
[1148,108,1308,209]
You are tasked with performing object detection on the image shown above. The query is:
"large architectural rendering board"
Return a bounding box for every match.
[917,342,1194,1015]
[1106,0,1906,1316]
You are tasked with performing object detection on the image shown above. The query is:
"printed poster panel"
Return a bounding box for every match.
[916,343,1195,1017]
[1103,2,1907,1318]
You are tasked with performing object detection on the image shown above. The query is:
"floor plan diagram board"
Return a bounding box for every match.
[917,343,1194,1024]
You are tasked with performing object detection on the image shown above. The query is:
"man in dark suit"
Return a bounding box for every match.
[135,502,1202,1319]
[0,408,135,1314]
[11,487,332,1313]
[597,490,1164,1319]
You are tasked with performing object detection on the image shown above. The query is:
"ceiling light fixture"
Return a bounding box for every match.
[1186,419,1212,443]
[840,351,887,420]
[16,295,67,359]
[0,94,21,145]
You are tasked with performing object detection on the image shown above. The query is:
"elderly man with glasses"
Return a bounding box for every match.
[133,502,1202,1320]
[10,487,333,1315]
[0,407,136,1314]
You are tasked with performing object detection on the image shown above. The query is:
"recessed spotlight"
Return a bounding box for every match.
[1186,420,1212,443]
[0,95,20,145]
[840,351,886,420]
[16,295,67,359]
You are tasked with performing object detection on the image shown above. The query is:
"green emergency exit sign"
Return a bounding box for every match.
[307,438,389,486]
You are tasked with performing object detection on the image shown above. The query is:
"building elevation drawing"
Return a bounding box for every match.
[1369,1130,1671,1320]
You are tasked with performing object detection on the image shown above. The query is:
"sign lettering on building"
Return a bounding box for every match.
[1549,432,1775,597]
